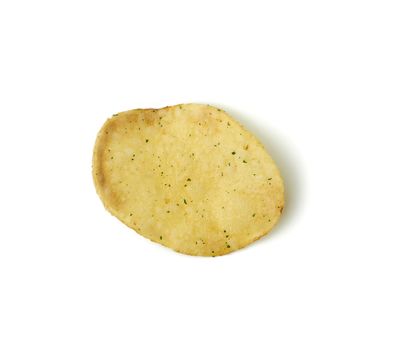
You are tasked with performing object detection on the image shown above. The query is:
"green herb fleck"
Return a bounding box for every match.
[252,213,256,217]
[268,178,272,181]
[146,139,149,143]
[187,178,191,182]
[243,160,247,163]
[231,151,236,155]
[160,236,163,240]
[183,199,187,205]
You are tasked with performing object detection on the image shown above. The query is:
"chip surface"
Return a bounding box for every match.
[93,104,284,256]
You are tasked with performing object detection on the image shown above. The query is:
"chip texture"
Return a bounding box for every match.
[93,104,284,256]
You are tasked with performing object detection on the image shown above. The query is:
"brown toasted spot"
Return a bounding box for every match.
[143,112,156,126]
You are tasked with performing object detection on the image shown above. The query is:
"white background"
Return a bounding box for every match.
[1,1,396,349]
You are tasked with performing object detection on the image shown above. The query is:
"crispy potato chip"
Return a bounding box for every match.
[93,104,284,256]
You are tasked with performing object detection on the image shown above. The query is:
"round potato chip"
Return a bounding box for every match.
[93,104,284,256]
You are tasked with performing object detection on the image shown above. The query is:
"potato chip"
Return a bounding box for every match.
[93,104,284,256]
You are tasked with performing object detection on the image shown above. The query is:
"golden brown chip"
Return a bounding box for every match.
[93,104,284,256]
